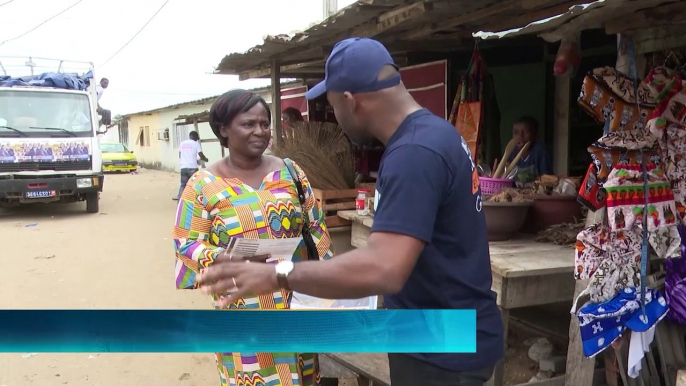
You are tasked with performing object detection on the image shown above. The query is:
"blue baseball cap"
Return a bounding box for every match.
[305,38,400,100]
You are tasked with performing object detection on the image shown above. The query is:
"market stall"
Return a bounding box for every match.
[474,1,686,385]
[337,207,576,386]
[211,1,679,385]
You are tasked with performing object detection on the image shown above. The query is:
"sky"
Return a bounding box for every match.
[0,0,357,115]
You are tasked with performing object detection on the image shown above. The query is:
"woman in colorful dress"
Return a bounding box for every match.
[172,89,333,386]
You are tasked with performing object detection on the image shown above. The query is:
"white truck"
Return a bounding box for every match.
[0,57,104,213]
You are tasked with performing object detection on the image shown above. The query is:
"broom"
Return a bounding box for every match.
[271,121,356,190]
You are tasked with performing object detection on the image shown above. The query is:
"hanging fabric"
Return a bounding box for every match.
[626,37,651,319]
[665,225,686,324]
[571,35,683,366]
[450,43,486,163]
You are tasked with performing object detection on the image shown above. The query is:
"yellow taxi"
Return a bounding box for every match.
[101,142,138,173]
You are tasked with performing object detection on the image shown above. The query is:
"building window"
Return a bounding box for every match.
[136,126,150,147]
[119,120,129,147]
[173,123,190,148]
[144,126,150,147]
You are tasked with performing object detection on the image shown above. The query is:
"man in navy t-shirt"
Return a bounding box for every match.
[197,37,504,385]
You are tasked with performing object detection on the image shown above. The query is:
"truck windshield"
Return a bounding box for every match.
[0,90,92,137]
[101,143,128,152]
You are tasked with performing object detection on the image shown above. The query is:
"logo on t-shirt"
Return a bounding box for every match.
[459,136,482,212]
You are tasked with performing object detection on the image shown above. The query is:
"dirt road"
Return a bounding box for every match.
[0,168,543,386]
[0,170,219,386]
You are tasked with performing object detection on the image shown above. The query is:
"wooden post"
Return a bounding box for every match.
[616,34,647,77]
[553,75,570,177]
[565,280,596,386]
[323,0,337,18]
[564,208,606,386]
[271,59,283,146]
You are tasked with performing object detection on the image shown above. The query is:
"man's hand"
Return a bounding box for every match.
[197,253,279,308]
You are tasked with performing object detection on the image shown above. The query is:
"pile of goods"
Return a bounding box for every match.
[486,188,530,203]
[571,44,686,371]
[527,175,585,240]
[486,178,585,242]
[535,220,586,246]
[531,175,581,197]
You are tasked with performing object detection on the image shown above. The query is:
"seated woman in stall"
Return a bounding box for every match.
[507,116,553,187]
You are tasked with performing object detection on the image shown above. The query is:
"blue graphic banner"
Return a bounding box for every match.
[0,310,475,353]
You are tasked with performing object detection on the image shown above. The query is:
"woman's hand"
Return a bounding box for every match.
[197,253,279,308]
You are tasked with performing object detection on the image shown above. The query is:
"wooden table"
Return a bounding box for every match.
[336,210,576,386]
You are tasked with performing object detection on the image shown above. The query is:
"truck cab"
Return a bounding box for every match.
[0,58,104,213]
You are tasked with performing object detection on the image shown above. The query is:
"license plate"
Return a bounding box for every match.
[26,190,56,199]
[114,162,127,166]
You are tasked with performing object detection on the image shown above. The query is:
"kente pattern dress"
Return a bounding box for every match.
[173,159,333,386]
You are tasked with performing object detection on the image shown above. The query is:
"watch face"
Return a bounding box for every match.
[276,261,294,275]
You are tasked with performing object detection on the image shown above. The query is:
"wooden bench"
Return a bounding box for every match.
[336,210,576,386]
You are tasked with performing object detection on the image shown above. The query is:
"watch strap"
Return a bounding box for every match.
[277,274,290,291]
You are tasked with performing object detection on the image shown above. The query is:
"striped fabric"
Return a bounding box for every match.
[173,159,333,386]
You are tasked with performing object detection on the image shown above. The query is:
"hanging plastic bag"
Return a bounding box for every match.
[554,34,581,77]
[553,178,578,196]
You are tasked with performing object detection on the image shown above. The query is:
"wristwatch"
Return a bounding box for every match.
[275,261,295,291]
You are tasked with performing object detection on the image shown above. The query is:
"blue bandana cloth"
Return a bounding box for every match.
[577,287,668,358]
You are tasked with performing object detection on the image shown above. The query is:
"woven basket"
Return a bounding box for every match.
[479,177,513,196]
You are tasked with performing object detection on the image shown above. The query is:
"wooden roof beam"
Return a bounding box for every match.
[478,0,590,36]
[605,1,686,34]
[320,1,434,56]
[351,1,433,37]
[402,0,522,40]
[234,2,431,80]
[238,60,325,81]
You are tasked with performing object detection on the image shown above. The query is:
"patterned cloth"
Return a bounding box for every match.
[665,225,686,324]
[603,163,677,232]
[578,287,668,358]
[577,66,656,133]
[173,159,333,386]
[573,64,686,361]
[578,163,607,211]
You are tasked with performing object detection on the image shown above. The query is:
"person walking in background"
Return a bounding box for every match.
[281,107,304,138]
[173,131,207,201]
[172,89,333,386]
[196,38,504,386]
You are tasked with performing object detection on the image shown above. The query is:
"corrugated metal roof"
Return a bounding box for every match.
[474,0,682,42]
[122,81,301,118]
[175,110,210,122]
[215,0,593,79]
[122,94,220,118]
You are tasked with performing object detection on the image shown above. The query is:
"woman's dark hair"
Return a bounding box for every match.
[282,107,304,121]
[515,116,539,135]
[209,89,271,147]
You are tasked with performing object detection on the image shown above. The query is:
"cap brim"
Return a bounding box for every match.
[305,80,327,100]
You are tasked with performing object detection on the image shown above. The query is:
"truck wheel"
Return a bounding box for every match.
[86,193,99,213]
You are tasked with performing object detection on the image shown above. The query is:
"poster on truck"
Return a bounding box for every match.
[0,139,90,163]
